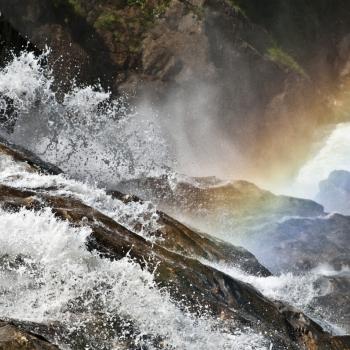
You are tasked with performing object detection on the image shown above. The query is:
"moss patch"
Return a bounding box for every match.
[226,0,247,17]
[94,12,121,31]
[92,0,171,64]
[52,0,85,16]
[267,46,307,78]
[67,0,84,16]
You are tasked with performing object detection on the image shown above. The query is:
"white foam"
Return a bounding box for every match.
[0,140,267,349]
[0,207,267,350]
[0,51,173,187]
[201,260,320,308]
[0,153,161,242]
[201,260,347,335]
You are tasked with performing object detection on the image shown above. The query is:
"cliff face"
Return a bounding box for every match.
[1,0,350,182]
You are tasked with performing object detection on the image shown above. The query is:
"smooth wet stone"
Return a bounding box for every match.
[0,321,59,350]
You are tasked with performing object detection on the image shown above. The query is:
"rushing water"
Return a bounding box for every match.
[0,153,268,350]
[0,50,173,186]
[201,260,348,335]
[0,50,345,348]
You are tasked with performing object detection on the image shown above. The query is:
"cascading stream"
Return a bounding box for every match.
[0,49,347,349]
[0,154,268,350]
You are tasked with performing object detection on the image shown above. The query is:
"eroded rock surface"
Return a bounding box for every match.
[108,189,271,277]
[116,173,350,336]
[116,174,325,237]
[0,321,59,350]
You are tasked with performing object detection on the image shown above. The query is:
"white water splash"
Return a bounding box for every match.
[0,152,162,242]
[0,50,173,186]
[0,135,269,349]
[0,208,267,350]
[201,260,347,335]
[0,48,345,349]
[202,260,320,308]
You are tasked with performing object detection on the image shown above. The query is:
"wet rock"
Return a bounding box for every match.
[331,336,350,349]
[0,141,347,350]
[0,183,336,350]
[248,213,350,273]
[116,174,325,237]
[233,210,350,335]
[117,175,324,216]
[114,174,350,275]
[0,321,59,350]
[108,189,272,277]
[0,137,62,175]
[312,273,350,334]
[7,318,152,350]
[116,174,350,337]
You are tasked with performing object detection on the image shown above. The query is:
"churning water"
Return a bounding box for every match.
[0,51,268,348]
[0,50,173,186]
[201,260,347,335]
[0,50,344,348]
[0,153,267,350]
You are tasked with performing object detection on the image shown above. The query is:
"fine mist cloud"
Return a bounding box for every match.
[146,79,247,180]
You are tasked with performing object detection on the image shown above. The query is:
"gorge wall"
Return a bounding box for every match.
[1,0,350,186]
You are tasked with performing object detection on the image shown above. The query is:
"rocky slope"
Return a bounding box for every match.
[116,174,325,237]
[249,213,350,334]
[115,174,350,270]
[0,135,349,348]
[116,173,350,334]
[109,189,271,276]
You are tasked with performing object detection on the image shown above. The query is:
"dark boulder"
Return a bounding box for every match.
[115,174,325,236]
[248,213,350,273]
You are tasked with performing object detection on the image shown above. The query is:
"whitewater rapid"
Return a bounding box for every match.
[0,133,340,349]
[200,259,348,335]
[0,50,344,349]
[0,50,173,186]
[0,153,268,350]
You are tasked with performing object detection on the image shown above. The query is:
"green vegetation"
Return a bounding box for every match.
[226,0,247,17]
[52,0,85,16]
[67,0,84,16]
[128,0,172,20]
[93,0,171,60]
[94,12,120,31]
[267,46,307,78]
[153,2,171,18]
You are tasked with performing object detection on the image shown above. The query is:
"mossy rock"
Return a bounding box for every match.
[267,45,307,78]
